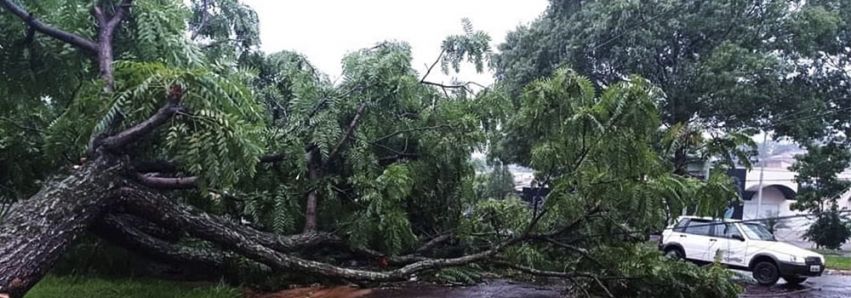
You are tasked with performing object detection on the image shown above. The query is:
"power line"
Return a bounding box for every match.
[674,210,851,229]
[768,106,851,129]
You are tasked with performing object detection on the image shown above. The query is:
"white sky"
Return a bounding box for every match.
[241,0,548,86]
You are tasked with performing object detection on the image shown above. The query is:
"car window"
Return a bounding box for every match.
[740,223,775,241]
[708,221,725,237]
[673,218,690,232]
[721,223,742,239]
[683,219,711,236]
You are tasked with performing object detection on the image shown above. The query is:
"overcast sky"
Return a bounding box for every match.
[241,0,548,85]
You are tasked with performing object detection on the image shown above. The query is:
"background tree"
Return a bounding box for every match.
[790,142,851,249]
[492,0,849,175]
[473,162,515,200]
[776,0,851,249]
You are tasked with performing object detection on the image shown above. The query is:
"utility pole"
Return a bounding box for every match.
[755,132,767,220]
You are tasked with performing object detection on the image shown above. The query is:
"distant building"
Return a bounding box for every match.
[510,165,534,192]
[740,149,851,220]
[737,150,851,249]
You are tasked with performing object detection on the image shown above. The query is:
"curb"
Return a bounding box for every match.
[824,269,851,276]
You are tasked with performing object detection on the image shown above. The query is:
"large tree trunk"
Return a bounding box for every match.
[0,156,123,297]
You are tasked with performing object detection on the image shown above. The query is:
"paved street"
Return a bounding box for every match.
[741,273,851,298]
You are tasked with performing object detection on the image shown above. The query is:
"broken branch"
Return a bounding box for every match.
[0,0,97,52]
[119,186,515,281]
[99,87,184,150]
[133,173,199,190]
[92,213,235,271]
[325,103,367,165]
[420,48,445,83]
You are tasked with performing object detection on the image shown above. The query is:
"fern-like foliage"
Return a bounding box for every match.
[431,265,484,285]
[346,164,417,255]
[127,0,204,66]
[46,61,265,189]
[188,0,261,60]
[440,18,492,74]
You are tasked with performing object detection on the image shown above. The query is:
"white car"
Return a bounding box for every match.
[659,216,825,286]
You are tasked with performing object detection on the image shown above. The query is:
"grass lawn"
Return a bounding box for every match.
[25,276,240,298]
[815,249,851,271]
[825,255,851,271]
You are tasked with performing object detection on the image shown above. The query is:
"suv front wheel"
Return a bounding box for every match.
[664,247,684,260]
[753,261,780,286]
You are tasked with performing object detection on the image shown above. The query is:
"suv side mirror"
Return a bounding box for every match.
[732,234,745,241]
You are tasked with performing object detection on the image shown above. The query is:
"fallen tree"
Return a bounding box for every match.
[0,1,744,298]
[0,156,123,296]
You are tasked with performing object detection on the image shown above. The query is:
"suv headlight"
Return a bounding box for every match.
[788,255,805,264]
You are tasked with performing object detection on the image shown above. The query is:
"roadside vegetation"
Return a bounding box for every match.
[826,256,851,271]
[26,276,238,298]
[818,250,851,271]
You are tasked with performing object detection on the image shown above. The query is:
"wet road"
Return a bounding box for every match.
[367,276,851,298]
[250,280,563,298]
[252,275,851,298]
[741,273,851,298]
[366,280,563,298]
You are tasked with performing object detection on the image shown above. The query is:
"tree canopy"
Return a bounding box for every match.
[493,0,850,173]
[0,1,812,297]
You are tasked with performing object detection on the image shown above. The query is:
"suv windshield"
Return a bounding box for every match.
[740,223,775,241]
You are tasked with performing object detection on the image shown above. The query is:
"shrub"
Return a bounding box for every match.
[804,210,851,250]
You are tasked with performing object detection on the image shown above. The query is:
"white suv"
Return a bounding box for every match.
[659,216,825,286]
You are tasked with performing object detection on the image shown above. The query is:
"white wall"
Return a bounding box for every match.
[742,187,796,219]
[741,166,851,249]
[742,168,797,220]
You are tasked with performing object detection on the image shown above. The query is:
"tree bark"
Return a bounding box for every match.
[0,156,123,297]
[303,146,321,232]
[96,24,116,91]
[92,0,133,92]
